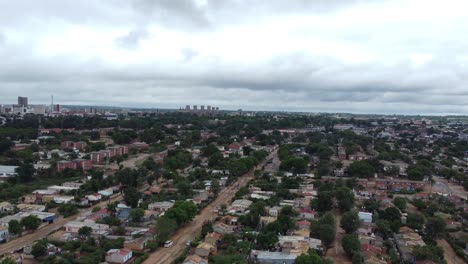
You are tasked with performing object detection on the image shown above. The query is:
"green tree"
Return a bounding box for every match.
[280,157,308,174]
[20,215,41,230]
[130,208,145,222]
[0,257,17,264]
[155,217,178,244]
[413,244,445,262]
[124,187,140,208]
[15,163,35,183]
[381,207,401,222]
[58,204,78,217]
[393,197,407,211]
[407,213,425,230]
[164,201,197,225]
[295,252,322,264]
[425,217,446,238]
[341,211,360,234]
[78,226,92,238]
[8,220,23,235]
[336,187,355,211]
[256,232,278,250]
[348,160,375,178]
[31,239,48,258]
[342,234,360,257]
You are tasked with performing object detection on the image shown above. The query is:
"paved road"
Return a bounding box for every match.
[0,194,123,256]
[143,150,277,264]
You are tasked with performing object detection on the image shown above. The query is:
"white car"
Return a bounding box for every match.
[164,240,173,248]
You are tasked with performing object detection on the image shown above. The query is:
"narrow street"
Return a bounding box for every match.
[325,211,352,264]
[143,150,277,264]
[437,239,465,264]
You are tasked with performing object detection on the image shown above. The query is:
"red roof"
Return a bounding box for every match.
[299,208,317,215]
[361,244,383,254]
[228,143,241,150]
[297,220,311,226]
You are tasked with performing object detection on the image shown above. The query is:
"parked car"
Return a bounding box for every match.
[164,240,173,248]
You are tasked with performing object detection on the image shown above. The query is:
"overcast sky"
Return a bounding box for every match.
[1,0,467,115]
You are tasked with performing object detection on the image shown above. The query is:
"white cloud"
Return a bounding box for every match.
[0,0,467,114]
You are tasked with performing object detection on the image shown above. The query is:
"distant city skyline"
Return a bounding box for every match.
[1,1,468,115]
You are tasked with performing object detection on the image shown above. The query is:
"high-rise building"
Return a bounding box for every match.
[34,105,46,115]
[185,105,190,110]
[201,105,205,111]
[18,96,28,107]
[54,104,61,112]
[207,106,212,111]
[193,105,198,110]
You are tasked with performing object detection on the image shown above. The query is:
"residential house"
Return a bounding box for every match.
[64,221,110,235]
[204,232,222,245]
[124,237,150,252]
[183,255,208,264]
[195,242,216,257]
[0,202,14,214]
[298,208,317,220]
[228,199,252,214]
[358,212,373,223]
[0,226,9,242]
[296,220,311,230]
[266,206,281,217]
[212,222,236,234]
[105,248,133,264]
[148,201,175,212]
[250,250,296,264]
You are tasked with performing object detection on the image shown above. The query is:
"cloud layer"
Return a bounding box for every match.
[0,0,468,114]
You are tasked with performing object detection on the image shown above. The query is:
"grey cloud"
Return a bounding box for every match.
[131,0,210,29]
[180,48,198,62]
[0,0,468,115]
[115,29,149,49]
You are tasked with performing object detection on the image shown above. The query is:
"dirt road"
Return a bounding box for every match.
[325,211,352,264]
[0,194,123,256]
[437,239,465,264]
[143,151,277,264]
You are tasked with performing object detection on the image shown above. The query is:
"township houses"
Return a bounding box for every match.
[85,209,110,222]
[227,199,253,214]
[297,208,317,220]
[64,221,110,235]
[0,211,55,227]
[337,146,347,160]
[358,212,373,223]
[147,201,175,212]
[183,255,208,264]
[296,220,311,230]
[47,183,80,193]
[278,236,323,255]
[395,227,426,263]
[0,202,14,214]
[227,142,243,153]
[61,141,87,151]
[249,250,296,264]
[376,179,427,192]
[105,248,133,264]
[212,222,236,234]
[57,159,92,172]
[195,242,217,257]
